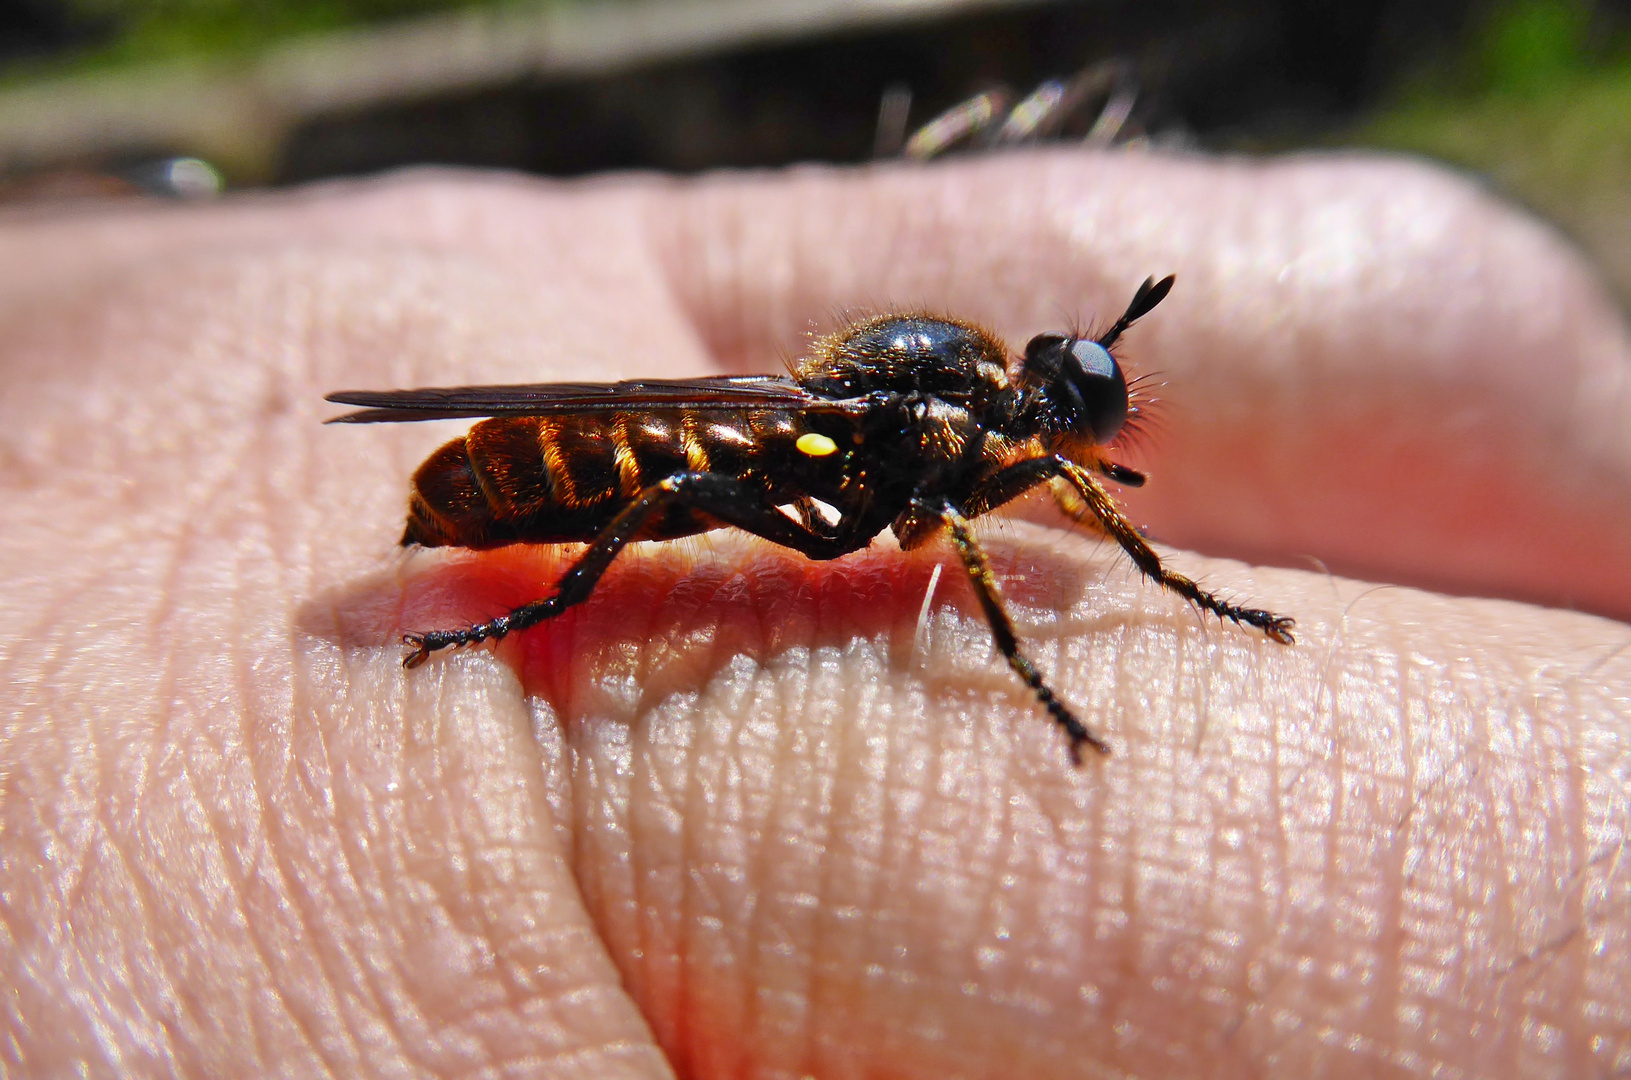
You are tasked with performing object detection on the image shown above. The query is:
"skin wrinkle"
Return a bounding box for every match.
[406,688,525,1063]
[1549,713,1592,1079]
[323,735,403,1071]
[496,902,602,1044]
[6,546,130,690]
[724,661,769,1069]
[776,659,820,1063]
[736,659,784,1066]
[858,660,902,1068]
[670,680,705,1067]
[168,421,300,1068]
[248,845,334,1074]
[363,672,446,1063]
[1555,707,1590,1080]
[99,809,178,1071]
[801,669,845,1077]
[780,688,829,1071]
[92,542,195,1073]
[1371,653,1415,1074]
[177,724,267,1073]
[171,686,237,1071]
[803,644,852,1073]
[841,642,893,1057]
[700,646,758,1043]
[874,638,924,1041]
[250,514,351,1067]
[410,686,547,1066]
[593,651,647,1043]
[908,689,965,1029]
[433,686,552,1071]
[468,775,550,1033]
[676,659,730,1079]
[562,724,634,1067]
[1219,659,1338,1059]
[755,661,814,1072]
[612,673,648,1043]
[990,726,1029,993]
[664,610,711,1073]
[1242,763,1304,1042]
[409,695,489,1067]
[411,708,488,1070]
[306,659,386,1074]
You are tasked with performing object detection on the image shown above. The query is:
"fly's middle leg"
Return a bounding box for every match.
[934,499,1110,764]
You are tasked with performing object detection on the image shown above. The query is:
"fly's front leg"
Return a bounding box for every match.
[1054,460,1296,644]
[404,473,867,667]
[960,454,1144,525]
[957,455,1065,519]
[935,500,1110,765]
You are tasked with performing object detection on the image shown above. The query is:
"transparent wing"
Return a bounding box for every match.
[325,375,864,423]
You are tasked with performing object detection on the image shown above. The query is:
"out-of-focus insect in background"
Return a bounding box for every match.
[2,0,1629,304]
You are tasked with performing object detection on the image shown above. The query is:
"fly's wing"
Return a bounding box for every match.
[325,375,866,423]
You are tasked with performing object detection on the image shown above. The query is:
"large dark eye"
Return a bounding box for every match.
[1023,334,1129,444]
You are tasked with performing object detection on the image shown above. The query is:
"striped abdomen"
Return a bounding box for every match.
[403,410,800,548]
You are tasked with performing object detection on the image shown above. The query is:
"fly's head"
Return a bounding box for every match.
[1020,331,1129,449]
[1017,275,1173,486]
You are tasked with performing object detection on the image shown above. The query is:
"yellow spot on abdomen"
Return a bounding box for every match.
[796,432,839,457]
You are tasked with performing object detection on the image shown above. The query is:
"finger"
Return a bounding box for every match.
[16,155,1625,619]
[0,246,674,1077]
[531,525,1631,1080]
[7,158,1626,1080]
[651,150,1631,619]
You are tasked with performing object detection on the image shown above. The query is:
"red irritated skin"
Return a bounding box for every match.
[1,153,1630,1080]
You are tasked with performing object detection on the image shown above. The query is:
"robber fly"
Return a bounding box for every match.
[326,275,1293,764]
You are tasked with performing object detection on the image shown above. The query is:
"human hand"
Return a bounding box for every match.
[2,150,1628,1078]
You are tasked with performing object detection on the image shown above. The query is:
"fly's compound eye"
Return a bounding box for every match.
[1023,334,1129,444]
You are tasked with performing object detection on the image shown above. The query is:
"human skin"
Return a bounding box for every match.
[1,150,1629,1079]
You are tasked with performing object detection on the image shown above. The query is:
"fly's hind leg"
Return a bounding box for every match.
[934,500,1110,765]
[404,473,864,667]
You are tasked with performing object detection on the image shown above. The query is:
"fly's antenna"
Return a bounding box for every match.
[1096,274,1174,350]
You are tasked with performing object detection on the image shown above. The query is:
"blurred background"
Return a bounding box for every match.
[2,0,1629,301]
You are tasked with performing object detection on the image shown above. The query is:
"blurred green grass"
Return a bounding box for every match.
[0,0,533,90]
[1356,0,1631,298]
[61,0,517,64]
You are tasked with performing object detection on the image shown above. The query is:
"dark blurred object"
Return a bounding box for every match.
[277,0,1475,183]
[0,0,1482,185]
[0,0,102,66]
[6,0,1099,185]
[0,155,221,206]
[0,166,139,205]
